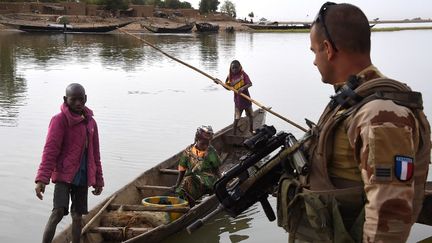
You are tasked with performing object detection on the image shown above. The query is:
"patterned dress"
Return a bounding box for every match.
[176,145,221,201]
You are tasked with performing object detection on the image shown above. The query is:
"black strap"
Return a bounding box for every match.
[339,90,423,119]
[374,91,423,109]
[329,75,362,109]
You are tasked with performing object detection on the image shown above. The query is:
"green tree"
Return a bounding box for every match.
[220,0,235,18]
[179,1,191,8]
[104,0,128,11]
[137,0,190,8]
[130,0,146,4]
[141,0,164,7]
[248,11,254,22]
[165,0,180,8]
[199,0,219,13]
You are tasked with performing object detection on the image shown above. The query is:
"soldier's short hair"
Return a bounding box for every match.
[314,3,371,54]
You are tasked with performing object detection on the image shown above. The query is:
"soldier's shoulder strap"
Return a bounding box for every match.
[343,77,424,116]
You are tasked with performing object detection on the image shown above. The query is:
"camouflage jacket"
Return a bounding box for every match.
[304,65,431,242]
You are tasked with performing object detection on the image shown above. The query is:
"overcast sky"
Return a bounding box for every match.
[187,0,432,21]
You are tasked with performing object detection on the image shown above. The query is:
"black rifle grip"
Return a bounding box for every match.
[260,197,276,221]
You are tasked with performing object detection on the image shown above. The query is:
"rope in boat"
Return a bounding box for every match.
[117,28,308,132]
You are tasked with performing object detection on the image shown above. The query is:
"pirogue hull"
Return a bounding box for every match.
[143,23,194,33]
[52,109,266,243]
[195,23,220,32]
[0,20,133,33]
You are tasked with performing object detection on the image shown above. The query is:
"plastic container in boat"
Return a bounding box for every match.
[142,196,189,222]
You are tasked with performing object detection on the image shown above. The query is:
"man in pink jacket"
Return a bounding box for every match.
[35,83,104,243]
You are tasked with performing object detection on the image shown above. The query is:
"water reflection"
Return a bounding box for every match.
[164,204,257,243]
[16,33,152,70]
[0,31,208,127]
[0,33,27,127]
[197,33,219,69]
[219,32,236,61]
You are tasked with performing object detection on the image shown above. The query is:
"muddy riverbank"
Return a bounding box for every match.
[0,13,251,32]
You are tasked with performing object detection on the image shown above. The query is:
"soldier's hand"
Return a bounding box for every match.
[92,186,103,196]
[35,181,46,200]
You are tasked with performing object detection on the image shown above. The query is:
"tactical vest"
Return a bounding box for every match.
[277,78,431,242]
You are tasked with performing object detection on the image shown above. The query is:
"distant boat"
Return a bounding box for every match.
[143,22,194,33]
[195,22,219,32]
[244,22,311,30]
[0,20,134,33]
[225,26,235,33]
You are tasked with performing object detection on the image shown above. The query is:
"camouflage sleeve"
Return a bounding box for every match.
[208,147,221,169]
[347,99,419,242]
[178,152,189,171]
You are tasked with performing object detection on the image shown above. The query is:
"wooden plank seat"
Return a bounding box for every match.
[89,227,151,234]
[159,168,179,175]
[89,226,152,240]
[108,204,189,213]
[136,185,172,191]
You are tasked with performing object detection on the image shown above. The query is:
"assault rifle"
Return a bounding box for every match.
[187,124,309,233]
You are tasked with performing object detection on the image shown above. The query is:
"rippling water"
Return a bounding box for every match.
[0,29,431,242]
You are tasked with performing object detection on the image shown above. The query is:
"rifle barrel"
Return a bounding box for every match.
[186,204,224,234]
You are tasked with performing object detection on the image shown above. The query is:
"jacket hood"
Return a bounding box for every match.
[60,103,94,127]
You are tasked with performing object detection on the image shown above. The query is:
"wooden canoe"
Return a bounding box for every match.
[195,22,220,33]
[52,109,266,243]
[0,19,134,33]
[142,23,194,33]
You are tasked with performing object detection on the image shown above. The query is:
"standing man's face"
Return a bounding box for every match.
[64,88,87,114]
[310,25,333,85]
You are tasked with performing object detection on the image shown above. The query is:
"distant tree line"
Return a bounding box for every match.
[0,0,192,9]
[1,0,242,17]
[128,0,192,9]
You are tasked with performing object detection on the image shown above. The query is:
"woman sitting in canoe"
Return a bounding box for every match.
[172,126,221,207]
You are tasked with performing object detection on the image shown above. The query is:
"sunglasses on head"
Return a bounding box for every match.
[314,2,338,52]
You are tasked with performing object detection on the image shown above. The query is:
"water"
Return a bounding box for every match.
[0,29,431,242]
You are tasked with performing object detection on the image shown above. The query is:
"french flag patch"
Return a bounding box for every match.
[395,155,414,181]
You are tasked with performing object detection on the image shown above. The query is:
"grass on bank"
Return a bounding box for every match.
[251,26,432,33]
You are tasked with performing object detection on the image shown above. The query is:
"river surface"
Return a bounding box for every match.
[0,29,431,243]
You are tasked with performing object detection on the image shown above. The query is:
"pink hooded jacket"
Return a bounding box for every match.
[35,103,104,187]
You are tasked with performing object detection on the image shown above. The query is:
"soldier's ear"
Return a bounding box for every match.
[323,40,336,60]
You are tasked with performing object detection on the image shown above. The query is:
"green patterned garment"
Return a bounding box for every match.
[176,145,221,201]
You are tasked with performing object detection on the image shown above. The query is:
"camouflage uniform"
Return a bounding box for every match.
[278,65,431,242]
[176,145,221,201]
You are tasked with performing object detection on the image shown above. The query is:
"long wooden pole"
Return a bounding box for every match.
[81,194,117,235]
[117,28,308,132]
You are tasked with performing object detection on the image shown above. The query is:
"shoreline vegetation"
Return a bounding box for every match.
[250,26,432,33]
[1,13,432,33]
